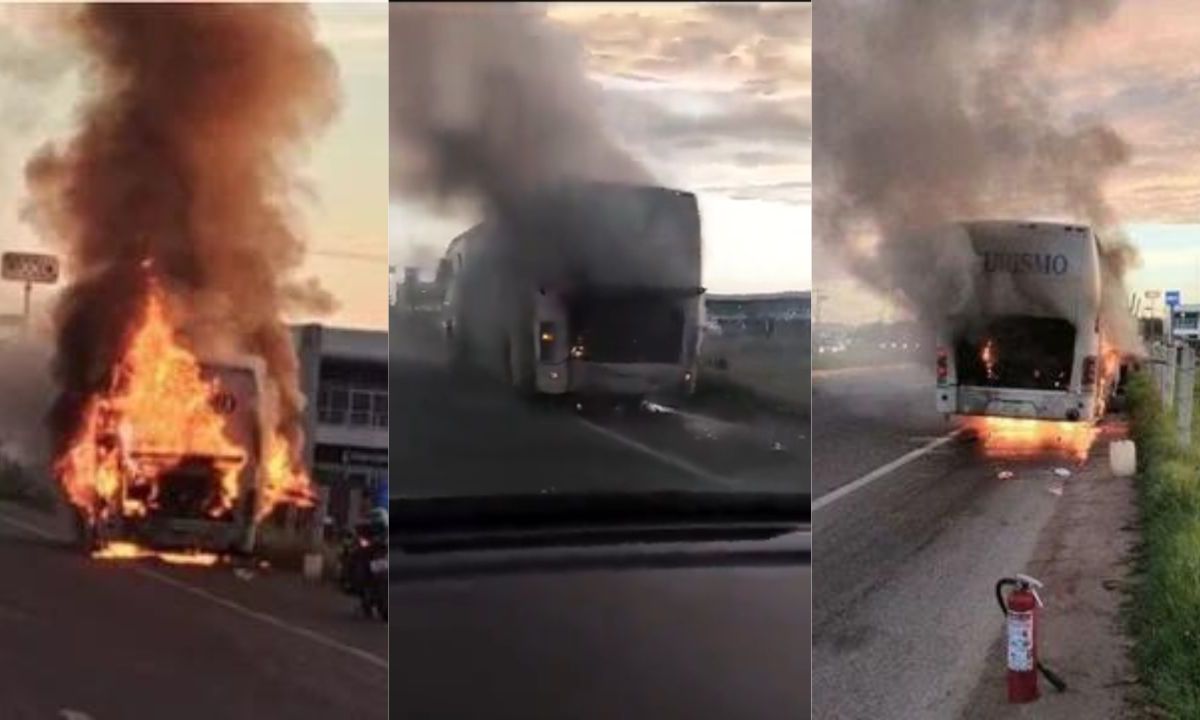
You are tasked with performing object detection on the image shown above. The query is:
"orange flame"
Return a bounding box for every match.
[960,416,1099,463]
[55,278,314,549]
[92,540,220,567]
[260,431,315,521]
[981,338,998,381]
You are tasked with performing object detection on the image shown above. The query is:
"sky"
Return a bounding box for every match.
[819,0,1200,325]
[389,2,812,295]
[0,3,388,331]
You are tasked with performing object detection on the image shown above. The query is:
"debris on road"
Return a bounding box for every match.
[772,441,785,452]
[997,470,1015,480]
[1053,467,1072,478]
[234,568,255,581]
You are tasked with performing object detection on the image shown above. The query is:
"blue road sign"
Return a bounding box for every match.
[1166,290,1181,307]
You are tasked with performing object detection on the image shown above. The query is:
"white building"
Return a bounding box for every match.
[292,324,388,527]
[1172,304,1200,344]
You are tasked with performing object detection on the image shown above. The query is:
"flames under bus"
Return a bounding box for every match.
[74,357,269,555]
[934,221,1114,423]
[440,182,704,401]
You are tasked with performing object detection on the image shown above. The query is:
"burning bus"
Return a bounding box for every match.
[934,221,1117,424]
[57,285,312,557]
[440,181,704,401]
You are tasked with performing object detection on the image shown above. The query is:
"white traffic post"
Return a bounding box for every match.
[1161,343,1171,410]
[1176,345,1195,447]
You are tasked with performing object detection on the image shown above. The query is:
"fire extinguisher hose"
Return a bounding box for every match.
[995,577,1068,693]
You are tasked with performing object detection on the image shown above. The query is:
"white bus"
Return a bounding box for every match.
[934,221,1113,422]
[440,182,704,401]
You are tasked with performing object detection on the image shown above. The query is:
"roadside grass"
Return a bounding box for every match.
[698,335,810,415]
[1126,372,1200,717]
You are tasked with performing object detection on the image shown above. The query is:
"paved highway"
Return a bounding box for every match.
[811,365,1116,719]
[390,310,808,499]
[0,501,387,720]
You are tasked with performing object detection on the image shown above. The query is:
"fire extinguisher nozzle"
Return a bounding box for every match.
[1038,662,1067,693]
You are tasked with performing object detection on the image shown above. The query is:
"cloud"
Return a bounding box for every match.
[1040,0,1200,223]
[546,2,809,205]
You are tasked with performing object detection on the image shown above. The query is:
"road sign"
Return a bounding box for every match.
[1166,290,1182,307]
[1,252,59,284]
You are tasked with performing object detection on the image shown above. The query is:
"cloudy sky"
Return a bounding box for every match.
[389,2,812,296]
[820,0,1200,324]
[0,3,388,330]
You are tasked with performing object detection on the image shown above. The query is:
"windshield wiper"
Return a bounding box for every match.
[391,490,809,554]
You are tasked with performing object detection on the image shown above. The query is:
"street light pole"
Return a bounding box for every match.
[22,280,30,333]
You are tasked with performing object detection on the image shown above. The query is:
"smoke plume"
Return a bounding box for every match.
[0,336,55,468]
[22,4,340,459]
[389,3,650,214]
[814,0,1139,350]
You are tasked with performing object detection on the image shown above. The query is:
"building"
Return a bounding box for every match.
[705,291,811,338]
[292,324,388,528]
[1171,304,1199,344]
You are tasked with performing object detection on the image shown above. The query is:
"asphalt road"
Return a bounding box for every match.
[0,501,387,720]
[811,365,1112,719]
[390,310,808,498]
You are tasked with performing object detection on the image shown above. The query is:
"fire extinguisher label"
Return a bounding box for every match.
[1007,611,1035,671]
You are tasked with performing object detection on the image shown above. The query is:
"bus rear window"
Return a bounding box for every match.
[954,316,1076,391]
[568,294,685,363]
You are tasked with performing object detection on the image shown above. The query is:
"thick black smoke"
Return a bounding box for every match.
[389,3,651,214]
[814,0,1139,350]
[23,4,340,460]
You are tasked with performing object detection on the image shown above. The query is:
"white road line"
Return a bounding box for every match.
[574,418,741,490]
[0,511,58,540]
[133,567,388,671]
[812,428,964,512]
[59,710,95,720]
[0,510,387,672]
[812,363,921,379]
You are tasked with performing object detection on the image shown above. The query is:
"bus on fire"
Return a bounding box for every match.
[439,181,705,402]
[934,221,1116,423]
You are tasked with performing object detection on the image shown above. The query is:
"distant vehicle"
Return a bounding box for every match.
[77,357,268,554]
[934,221,1114,422]
[440,181,704,401]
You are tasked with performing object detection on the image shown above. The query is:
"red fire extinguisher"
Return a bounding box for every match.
[995,574,1067,703]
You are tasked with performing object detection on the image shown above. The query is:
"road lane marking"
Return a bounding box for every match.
[60,710,95,720]
[133,567,388,671]
[812,428,964,512]
[812,363,921,379]
[0,511,59,541]
[574,418,741,490]
[0,510,387,672]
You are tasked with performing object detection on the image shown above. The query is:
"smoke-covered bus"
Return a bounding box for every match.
[440,181,704,401]
[934,221,1114,422]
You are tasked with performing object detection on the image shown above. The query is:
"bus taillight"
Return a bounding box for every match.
[1083,355,1097,386]
[539,322,557,361]
[936,348,948,384]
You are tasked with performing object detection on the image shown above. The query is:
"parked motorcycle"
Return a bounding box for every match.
[339,510,388,621]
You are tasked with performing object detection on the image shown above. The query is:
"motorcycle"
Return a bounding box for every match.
[340,512,388,622]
